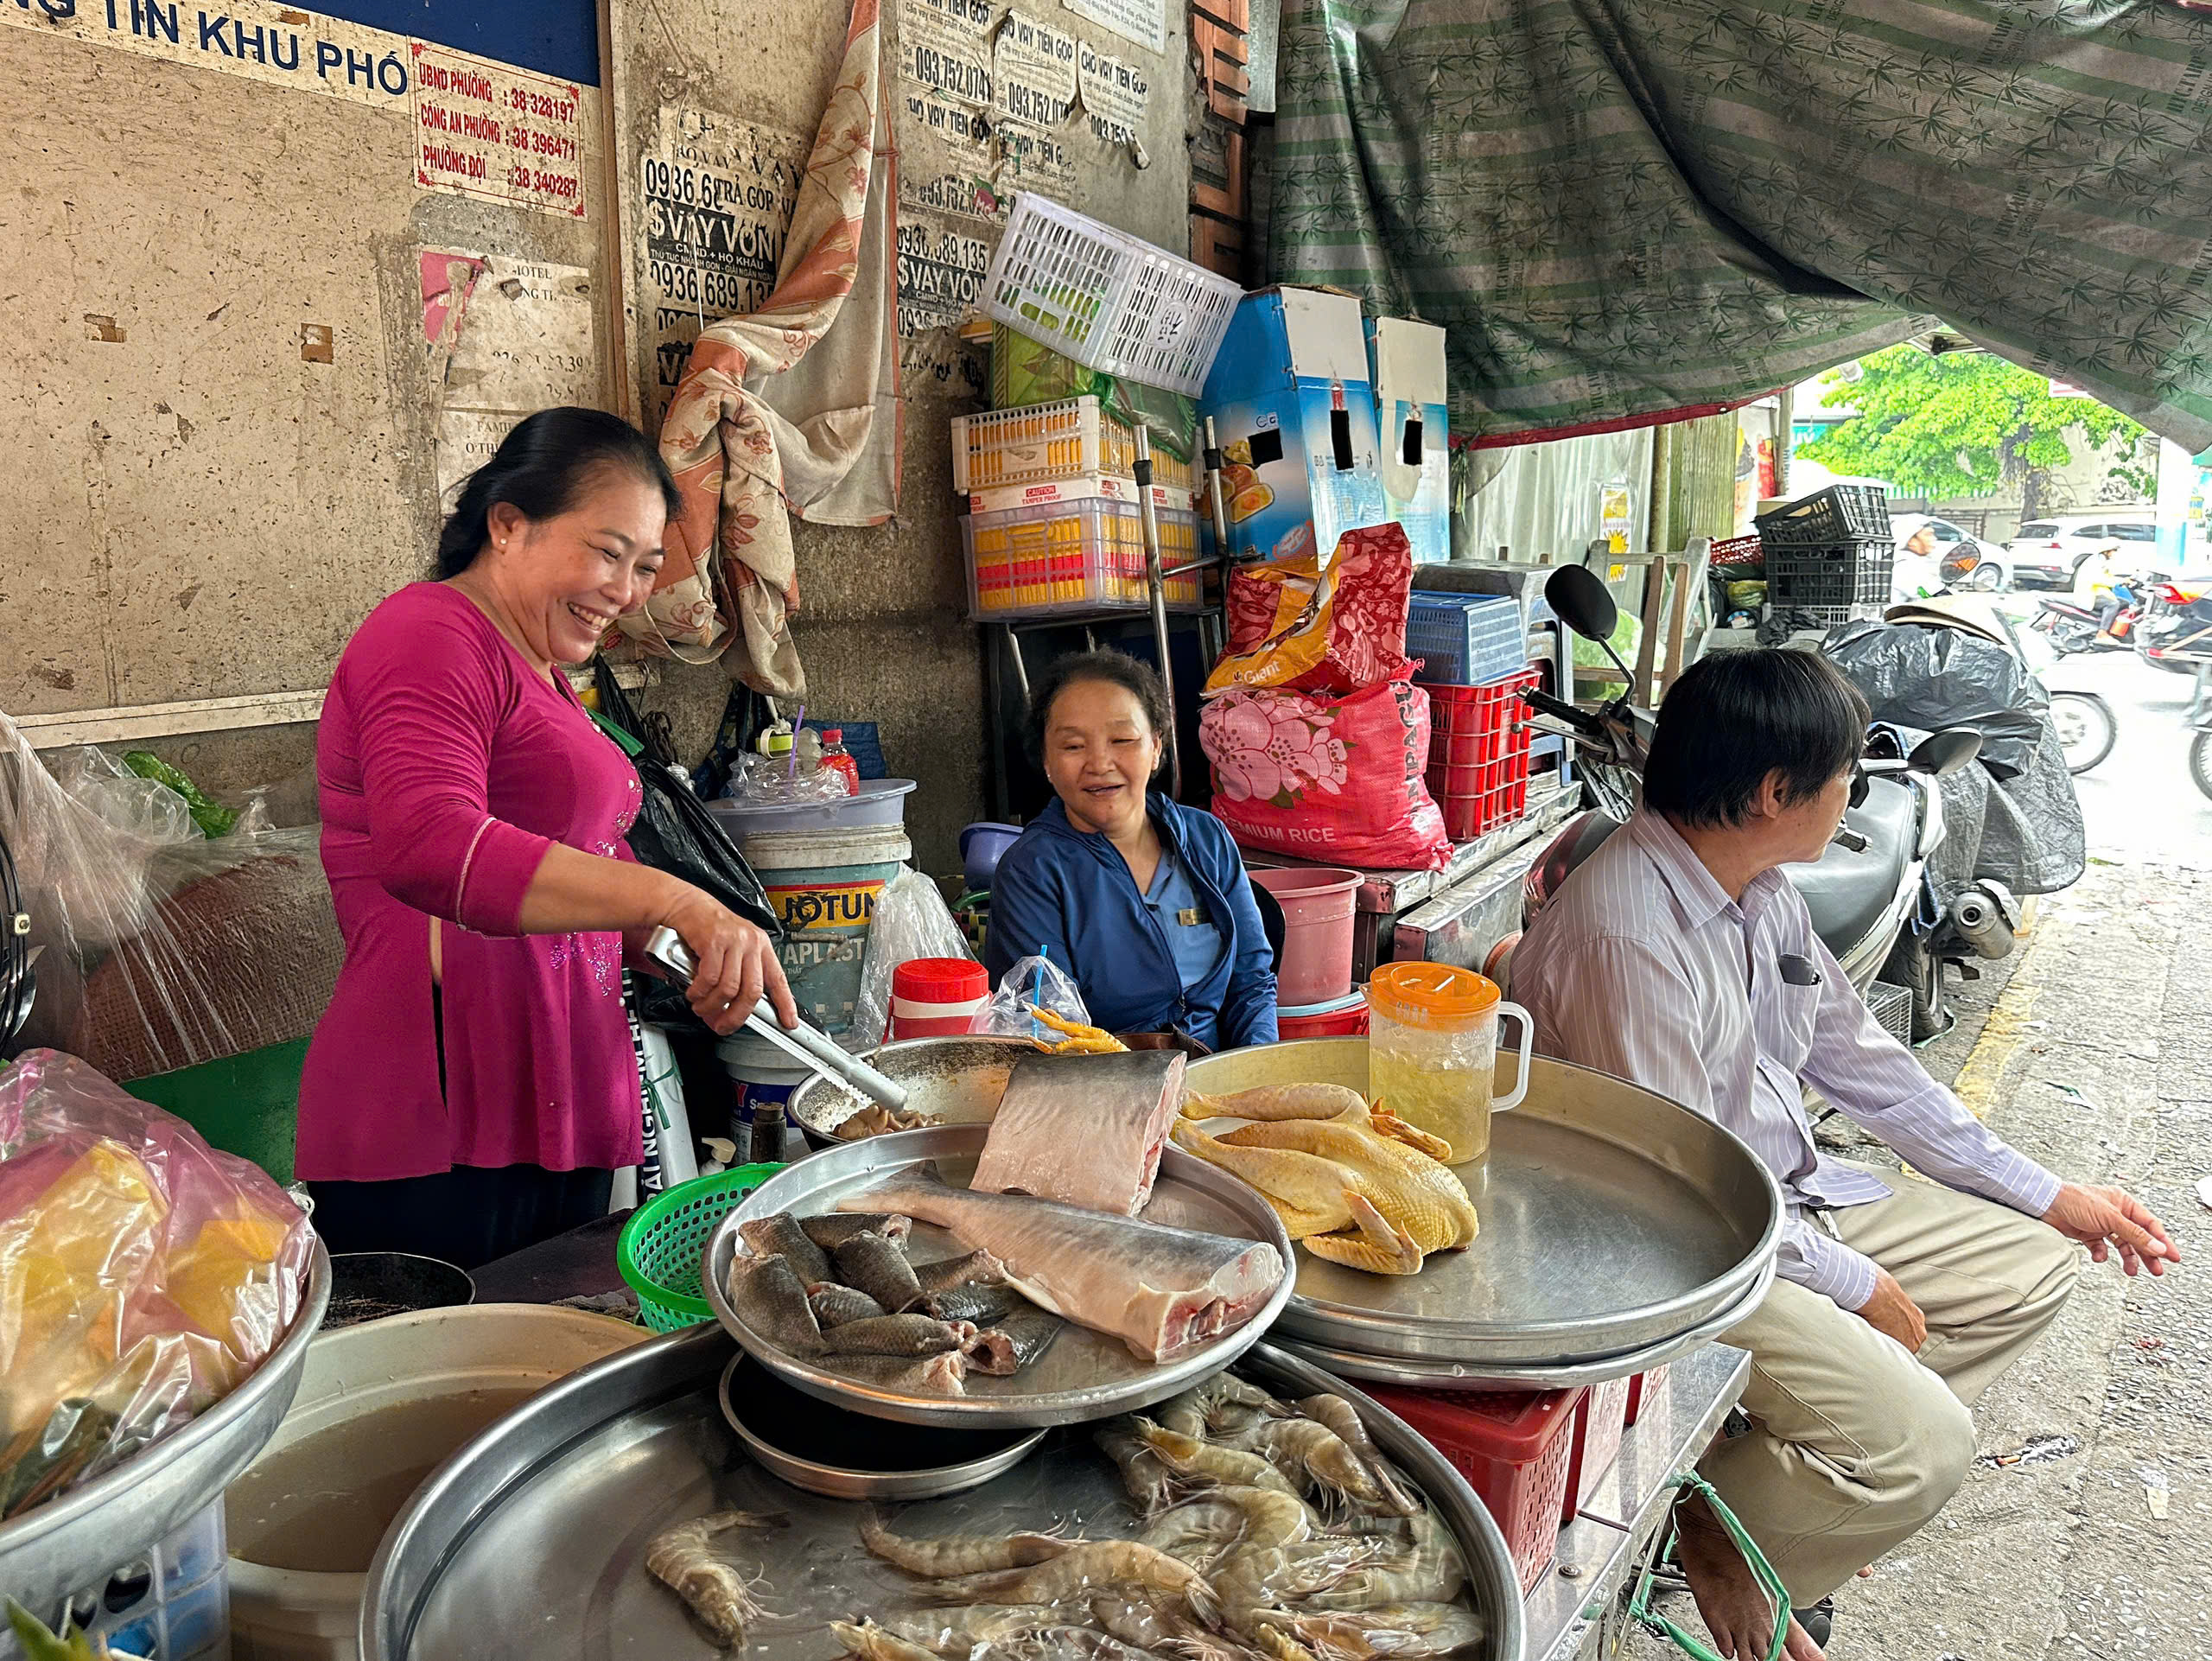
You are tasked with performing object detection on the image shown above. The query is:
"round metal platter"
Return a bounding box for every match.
[1182,1040,1783,1366]
[0,1242,332,1613]
[702,1124,1297,1428]
[363,1326,1527,1661]
[1274,1255,1776,1391]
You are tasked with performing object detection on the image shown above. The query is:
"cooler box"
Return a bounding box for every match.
[1363,1382,1584,1594]
[1200,286,1389,567]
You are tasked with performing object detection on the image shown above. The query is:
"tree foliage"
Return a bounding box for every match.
[1799,347,2144,509]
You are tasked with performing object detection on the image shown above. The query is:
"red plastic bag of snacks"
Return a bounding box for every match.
[1201,670,1452,871]
[1206,523,1415,697]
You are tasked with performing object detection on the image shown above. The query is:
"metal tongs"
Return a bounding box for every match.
[642,926,909,1111]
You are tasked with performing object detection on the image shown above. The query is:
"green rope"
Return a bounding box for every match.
[1624,1473,1794,1661]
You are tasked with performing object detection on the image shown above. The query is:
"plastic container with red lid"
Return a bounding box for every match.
[1275,990,1370,1040]
[889,958,989,1040]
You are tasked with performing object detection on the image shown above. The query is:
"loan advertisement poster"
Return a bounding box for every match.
[1063,0,1166,55]
[1077,36,1148,147]
[638,107,807,429]
[899,0,994,107]
[994,9,1077,130]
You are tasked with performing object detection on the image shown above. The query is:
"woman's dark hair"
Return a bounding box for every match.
[434,406,683,577]
[1642,648,1870,829]
[1024,651,1172,769]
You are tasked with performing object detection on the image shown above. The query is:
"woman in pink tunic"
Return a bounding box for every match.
[299,409,794,1267]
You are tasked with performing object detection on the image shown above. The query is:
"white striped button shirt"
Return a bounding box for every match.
[1510,810,2060,1312]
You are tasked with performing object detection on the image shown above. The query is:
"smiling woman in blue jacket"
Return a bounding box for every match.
[985,652,1279,1051]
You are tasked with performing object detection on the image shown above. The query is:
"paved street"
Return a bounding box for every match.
[1624,624,2212,1659]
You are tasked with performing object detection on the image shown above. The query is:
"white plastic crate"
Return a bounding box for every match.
[950,397,1198,494]
[981,194,1242,398]
[963,489,1203,620]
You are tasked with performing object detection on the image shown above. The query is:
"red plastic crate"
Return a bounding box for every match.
[1560,1373,1633,1524]
[1425,670,1541,842]
[1624,1363,1670,1428]
[1363,1382,1584,1594]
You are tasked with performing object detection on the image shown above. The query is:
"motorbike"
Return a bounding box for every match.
[2031,581,2145,657]
[2187,660,2212,803]
[2134,578,2212,674]
[2047,690,2118,776]
[1517,564,1994,1041]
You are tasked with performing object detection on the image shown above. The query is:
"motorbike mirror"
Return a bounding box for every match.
[1908,729,1982,776]
[1546,564,1620,643]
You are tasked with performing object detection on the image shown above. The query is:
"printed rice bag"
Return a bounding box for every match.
[1205,523,1416,697]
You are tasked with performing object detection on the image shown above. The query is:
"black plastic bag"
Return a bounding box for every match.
[1822,620,2049,780]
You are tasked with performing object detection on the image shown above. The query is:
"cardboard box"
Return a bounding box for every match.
[1369,315,1451,564]
[1200,287,1389,567]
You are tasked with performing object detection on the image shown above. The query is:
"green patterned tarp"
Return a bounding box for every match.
[1271,0,2212,449]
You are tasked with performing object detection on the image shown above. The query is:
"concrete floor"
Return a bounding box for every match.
[1623,638,2212,1660]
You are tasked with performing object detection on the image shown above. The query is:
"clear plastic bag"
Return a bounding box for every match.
[723,752,852,805]
[969,952,1090,1041]
[2,715,338,1081]
[849,869,973,1051]
[0,1048,314,1519]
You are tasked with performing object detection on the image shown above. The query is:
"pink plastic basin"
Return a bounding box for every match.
[1249,866,1362,1008]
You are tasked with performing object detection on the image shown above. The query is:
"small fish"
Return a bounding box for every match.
[736,1213,830,1283]
[800,1212,912,1251]
[834,1229,930,1314]
[822,1314,976,1357]
[927,1281,1020,1325]
[966,1303,1065,1376]
[912,1248,1008,1297]
[724,1253,823,1354]
[807,1282,887,1329]
[833,1351,969,1395]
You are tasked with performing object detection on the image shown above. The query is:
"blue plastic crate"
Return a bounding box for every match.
[1406,594,1527,686]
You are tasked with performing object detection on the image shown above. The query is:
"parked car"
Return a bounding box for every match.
[2002,515,2159,588]
[1891,514,1999,597]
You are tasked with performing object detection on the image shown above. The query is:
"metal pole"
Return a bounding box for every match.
[1135,426,1182,799]
[1204,416,1232,570]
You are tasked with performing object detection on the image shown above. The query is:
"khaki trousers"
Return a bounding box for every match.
[1700,1172,2081,1606]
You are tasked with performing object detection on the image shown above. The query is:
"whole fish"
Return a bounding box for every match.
[807,1282,887,1329]
[834,1230,931,1314]
[965,1303,1065,1376]
[724,1253,823,1354]
[838,1161,1282,1363]
[833,1351,968,1395]
[736,1213,830,1284]
[912,1249,1008,1297]
[800,1212,912,1251]
[822,1314,976,1357]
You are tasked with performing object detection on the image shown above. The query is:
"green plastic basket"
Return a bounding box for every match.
[618,1163,785,1333]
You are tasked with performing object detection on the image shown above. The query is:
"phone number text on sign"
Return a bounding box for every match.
[410,42,586,218]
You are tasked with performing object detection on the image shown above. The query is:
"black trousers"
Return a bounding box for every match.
[307,1164,614,1271]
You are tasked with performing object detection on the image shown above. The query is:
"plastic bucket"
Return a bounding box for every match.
[1249,866,1361,1007]
[742,825,911,1034]
[959,821,1025,891]
[226,1306,643,1661]
[1276,990,1371,1040]
[706,777,916,838]
[716,1028,815,1146]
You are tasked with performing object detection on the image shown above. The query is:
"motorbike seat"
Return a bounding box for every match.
[1785,778,1917,962]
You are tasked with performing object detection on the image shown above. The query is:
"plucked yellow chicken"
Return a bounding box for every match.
[1173,1091,1478,1275]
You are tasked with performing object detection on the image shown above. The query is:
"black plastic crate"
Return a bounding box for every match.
[1767,540,1892,608]
[1756,485,1891,546]
[1771,601,1886,631]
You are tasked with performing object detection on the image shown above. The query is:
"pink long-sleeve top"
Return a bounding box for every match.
[297,582,645,1182]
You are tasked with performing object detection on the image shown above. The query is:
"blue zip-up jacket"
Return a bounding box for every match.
[985,797,1279,1051]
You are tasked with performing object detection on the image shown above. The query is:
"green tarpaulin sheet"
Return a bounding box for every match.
[1271,0,2212,449]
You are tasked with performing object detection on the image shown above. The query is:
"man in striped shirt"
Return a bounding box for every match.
[1510,648,2174,1661]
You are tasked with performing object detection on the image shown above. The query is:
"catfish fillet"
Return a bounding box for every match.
[838,1161,1281,1362]
[972,1050,1187,1215]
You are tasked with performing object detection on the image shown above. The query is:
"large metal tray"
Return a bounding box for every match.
[1275,1256,1776,1392]
[1183,1040,1782,1366]
[0,1241,332,1614]
[363,1324,1528,1661]
[702,1124,1297,1428]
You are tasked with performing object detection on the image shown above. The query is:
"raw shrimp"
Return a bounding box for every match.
[1286,1603,1487,1659]
[1095,1422,1178,1518]
[1224,1417,1384,1507]
[858,1508,1074,1577]
[1157,1373,1283,1439]
[1212,1539,1381,1632]
[1141,1486,1314,1561]
[1090,1593,1248,1659]
[866,1605,1065,1654]
[1014,1629,1173,1660]
[1133,1419,1300,1496]
[1297,1531,1466,1610]
[1288,1395,1421,1516]
[829,1619,940,1661]
[643,1511,783,1647]
[919,1539,1217,1619]
[1183,1084,1370,1122]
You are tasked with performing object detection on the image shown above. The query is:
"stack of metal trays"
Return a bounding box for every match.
[1183,1041,1783,1391]
[363,1326,1529,1661]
